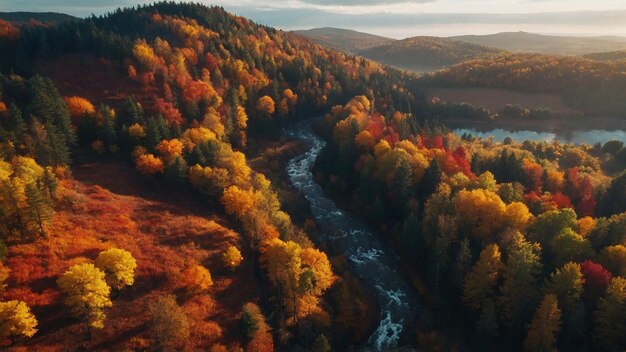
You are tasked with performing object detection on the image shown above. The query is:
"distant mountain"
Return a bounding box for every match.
[293,27,395,54]
[0,11,77,24]
[451,31,626,55]
[583,50,626,62]
[357,36,503,72]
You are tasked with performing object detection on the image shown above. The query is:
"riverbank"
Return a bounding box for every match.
[247,135,382,349]
[444,115,626,133]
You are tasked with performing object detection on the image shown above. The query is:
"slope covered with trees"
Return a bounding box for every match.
[0,2,421,350]
[314,95,626,350]
[420,53,626,117]
[358,36,502,72]
[293,27,395,54]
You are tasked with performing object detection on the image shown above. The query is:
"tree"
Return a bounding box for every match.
[527,208,578,246]
[178,264,213,296]
[600,244,626,277]
[25,181,53,238]
[149,295,190,352]
[261,238,301,319]
[463,244,504,311]
[580,260,612,305]
[94,248,137,290]
[499,232,542,333]
[544,263,584,318]
[312,334,331,352]
[64,96,95,121]
[256,95,275,116]
[223,245,243,271]
[57,263,112,331]
[0,300,38,340]
[136,153,165,174]
[241,302,274,352]
[551,229,593,268]
[524,294,561,352]
[594,277,626,351]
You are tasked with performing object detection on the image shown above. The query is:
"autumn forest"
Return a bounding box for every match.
[0,2,625,351]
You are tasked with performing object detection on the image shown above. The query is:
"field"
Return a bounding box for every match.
[426,87,579,113]
[3,159,258,351]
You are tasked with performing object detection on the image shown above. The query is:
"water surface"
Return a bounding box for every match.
[285,121,418,351]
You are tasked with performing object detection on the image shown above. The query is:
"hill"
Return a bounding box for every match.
[451,31,626,55]
[420,53,626,116]
[358,36,502,72]
[583,50,626,62]
[0,11,76,24]
[293,27,395,54]
[0,2,416,350]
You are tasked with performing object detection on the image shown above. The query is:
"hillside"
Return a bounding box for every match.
[451,31,626,55]
[0,11,76,24]
[0,2,417,351]
[583,50,626,62]
[293,27,395,54]
[358,36,502,72]
[420,53,626,116]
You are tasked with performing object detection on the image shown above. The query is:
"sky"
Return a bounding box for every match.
[2,0,626,38]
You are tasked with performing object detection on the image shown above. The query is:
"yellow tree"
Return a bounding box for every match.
[136,154,165,174]
[94,248,138,290]
[222,245,243,271]
[261,238,302,323]
[524,294,561,352]
[0,300,38,339]
[463,244,504,311]
[57,263,112,331]
[455,189,506,243]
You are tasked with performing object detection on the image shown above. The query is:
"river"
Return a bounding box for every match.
[284,121,418,351]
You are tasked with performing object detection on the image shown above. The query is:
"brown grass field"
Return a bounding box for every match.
[4,160,259,351]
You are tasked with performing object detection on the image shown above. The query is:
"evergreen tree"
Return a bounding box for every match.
[25,181,53,238]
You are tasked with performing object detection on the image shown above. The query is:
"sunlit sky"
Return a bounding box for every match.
[2,0,626,38]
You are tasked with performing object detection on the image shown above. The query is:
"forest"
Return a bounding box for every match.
[418,53,626,117]
[314,95,626,350]
[0,1,625,351]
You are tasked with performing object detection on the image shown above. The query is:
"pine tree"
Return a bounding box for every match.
[25,181,53,238]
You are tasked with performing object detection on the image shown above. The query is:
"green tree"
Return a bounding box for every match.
[25,181,53,238]
[499,232,543,334]
[312,334,331,352]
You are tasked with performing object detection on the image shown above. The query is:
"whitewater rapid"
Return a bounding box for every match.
[284,121,418,351]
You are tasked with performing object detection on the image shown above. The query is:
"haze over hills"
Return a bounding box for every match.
[451,31,626,55]
[358,36,502,72]
[583,50,626,62]
[294,27,502,72]
[293,27,394,54]
[0,11,76,24]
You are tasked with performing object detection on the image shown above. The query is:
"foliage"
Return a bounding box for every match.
[57,263,112,330]
[94,248,137,290]
[0,300,38,339]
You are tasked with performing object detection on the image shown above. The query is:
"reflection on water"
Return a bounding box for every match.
[454,128,626,145]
